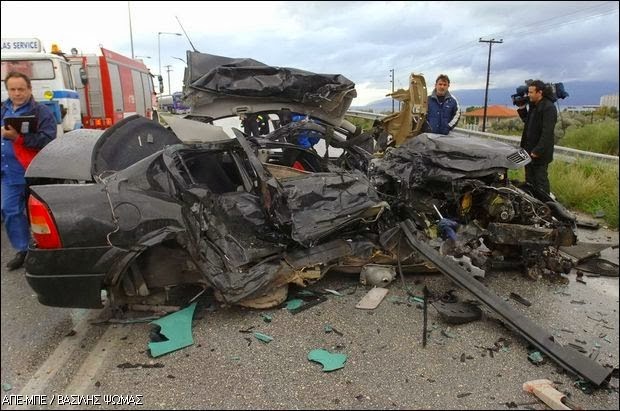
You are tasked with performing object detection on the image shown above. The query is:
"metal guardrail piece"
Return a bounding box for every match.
[400,219,613,386]
[345,110,619,165]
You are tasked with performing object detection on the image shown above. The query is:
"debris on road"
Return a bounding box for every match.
[355,287,389,310]
[527,351,544,365]
[522,379,571,410]
[441,328,456,339]
[576,258,619,277]
[117,362,165,369]
[509,292,532,307]
[423,286,429,348]
[359,264,396,286]
[286,294,328,314]
[308,349,348,372]
[433,300,482,324]
[559,242,616,264]
[239,326,255,333]
[324,324,344,336]
[253,332,274,343]
[148,302,197,358]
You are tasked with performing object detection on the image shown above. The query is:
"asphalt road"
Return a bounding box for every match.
[1,222,618,410]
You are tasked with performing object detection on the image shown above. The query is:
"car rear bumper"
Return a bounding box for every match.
[25,246,112,308]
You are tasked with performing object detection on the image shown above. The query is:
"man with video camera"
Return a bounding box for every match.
[517,79,557,195]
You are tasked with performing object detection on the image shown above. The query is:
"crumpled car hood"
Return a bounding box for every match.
[373,133,531,186]
[183,51,357,125]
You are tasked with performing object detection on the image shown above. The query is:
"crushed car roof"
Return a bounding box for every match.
[183,51,357,125]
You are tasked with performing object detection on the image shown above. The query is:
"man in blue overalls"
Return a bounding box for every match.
[1,72,57,270]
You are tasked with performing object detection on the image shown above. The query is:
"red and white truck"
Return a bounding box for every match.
[2,38,158,133]
[2,38,82,136]
[68,47,158,129]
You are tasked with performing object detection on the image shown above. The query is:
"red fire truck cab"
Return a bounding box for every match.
[69,47,156,129]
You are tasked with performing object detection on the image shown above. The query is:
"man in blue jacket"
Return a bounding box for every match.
[1,71,57,270]
[426,74,460,135]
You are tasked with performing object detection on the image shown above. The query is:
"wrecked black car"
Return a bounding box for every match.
[24,52,577,311]
[23,52,615,387]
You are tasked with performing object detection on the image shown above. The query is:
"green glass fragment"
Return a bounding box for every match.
[253,332,274,343]
[148,302,197,358]
[286,299,304,311]
[528,351,544,364]
[308,349,347,372]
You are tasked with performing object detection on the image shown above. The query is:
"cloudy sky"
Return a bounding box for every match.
[1,1,618,105]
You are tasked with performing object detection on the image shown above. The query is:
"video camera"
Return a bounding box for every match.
[511,80,569,106]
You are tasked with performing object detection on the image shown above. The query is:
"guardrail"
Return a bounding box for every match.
[346,110,387,121]
[453,128,618,165]
[345,110,619,166]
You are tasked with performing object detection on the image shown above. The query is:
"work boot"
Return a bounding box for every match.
[6,251,27,271]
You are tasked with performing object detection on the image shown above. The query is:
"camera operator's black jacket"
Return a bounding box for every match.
[517,97,557,164]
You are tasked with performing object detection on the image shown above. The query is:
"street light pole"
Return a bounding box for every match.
[158,31,182,88]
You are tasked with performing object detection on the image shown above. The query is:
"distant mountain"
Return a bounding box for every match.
[353,81,619,112]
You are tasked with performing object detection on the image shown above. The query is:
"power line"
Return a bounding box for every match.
[407,2,617,73]
[485,1,616,39]
[357,3,618,85]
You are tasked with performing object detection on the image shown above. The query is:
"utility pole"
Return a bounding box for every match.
[389,69,395,113]
[164,65,173,94]
[479,38,503,132]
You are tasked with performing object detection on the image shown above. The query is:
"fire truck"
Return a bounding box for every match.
[68,47,157,129]
[1,38,81,136]
[1,38,157,133]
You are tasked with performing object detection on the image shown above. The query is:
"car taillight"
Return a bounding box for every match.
[27,195,62,249]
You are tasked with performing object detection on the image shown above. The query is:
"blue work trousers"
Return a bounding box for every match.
[1,182,30,252]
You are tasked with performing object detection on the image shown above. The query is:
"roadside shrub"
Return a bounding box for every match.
[549,160,618,229]
[558,120,619,155]
[345,116,374,132]
[509,160,618,229]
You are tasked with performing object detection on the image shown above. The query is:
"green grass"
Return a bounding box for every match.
[510,160,618,228]
[558,120,619,155]
[549,160,618,228]
[345,116,375,132]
